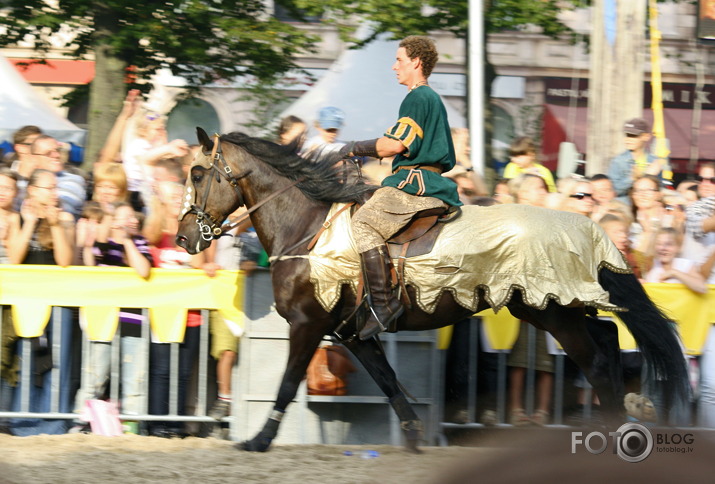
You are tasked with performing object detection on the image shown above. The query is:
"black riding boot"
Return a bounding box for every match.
[359,246,404,340]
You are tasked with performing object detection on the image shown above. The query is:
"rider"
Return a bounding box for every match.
[342,36,461,340]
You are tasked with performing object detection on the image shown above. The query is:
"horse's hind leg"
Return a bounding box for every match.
[518,304,625,426]
[343,337,423,453]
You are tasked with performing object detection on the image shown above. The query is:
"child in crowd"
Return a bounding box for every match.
[502,137,556,192]
[74,202,153,424]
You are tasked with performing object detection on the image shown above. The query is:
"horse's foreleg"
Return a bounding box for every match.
[343,337,423,453]
[240,320,328,452]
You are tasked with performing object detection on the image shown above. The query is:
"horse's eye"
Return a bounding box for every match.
[191,173,203,184]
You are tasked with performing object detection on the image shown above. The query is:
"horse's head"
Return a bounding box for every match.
[176,127,249,254]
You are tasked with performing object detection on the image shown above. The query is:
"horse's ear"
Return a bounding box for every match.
[196,127,214,152]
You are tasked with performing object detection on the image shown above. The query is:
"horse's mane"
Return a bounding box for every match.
[222,132,377,203]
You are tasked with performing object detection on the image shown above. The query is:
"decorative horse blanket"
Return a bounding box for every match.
[308,203,632,314]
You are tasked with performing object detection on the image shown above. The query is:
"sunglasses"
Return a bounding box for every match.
[665,204,685,211]
[695,175,715,184]
[569,192,593,200]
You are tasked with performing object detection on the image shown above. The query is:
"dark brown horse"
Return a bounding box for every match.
[176,128,689,452]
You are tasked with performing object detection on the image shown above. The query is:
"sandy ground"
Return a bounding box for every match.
[0,434,489,484]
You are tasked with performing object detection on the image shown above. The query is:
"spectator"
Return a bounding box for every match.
[30,135,87,219]
[492,178,514,204]
[507,173,548,208]
[123,110,189,213]
[449,127,489,196]
[300,106,346,157]
[506,173,555,426]
[629,174,665,262]
[589,173,616,221]
[560,178,595,218]
[276,115,307,151]
[143,180,204,437]
[9,125,43,212]
[502,136,556,192]
[682,162,715,264]
[94,89,142,169]
[597,214,644,399]
[199,207,263,422]
[677,179,700,206]
[698,247,715,428]
[607,118,665,204]
[92,163,129,212]
[0,168,20,433]
[5,168,75,436]
[599,213,645,279]
[444,165,481,205]
[74,202,153,424]
[643,226,705,426]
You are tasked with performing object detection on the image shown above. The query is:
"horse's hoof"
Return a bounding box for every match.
[404,439,423,454]
[236,439,271,452]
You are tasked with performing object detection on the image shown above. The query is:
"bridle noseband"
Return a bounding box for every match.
[183,134,252,241]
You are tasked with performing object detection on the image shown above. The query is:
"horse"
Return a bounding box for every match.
[176,127,689,452]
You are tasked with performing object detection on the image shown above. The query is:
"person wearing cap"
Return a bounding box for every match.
[607,117,665,204]
[340,35,460,340]
[300,106,346,157]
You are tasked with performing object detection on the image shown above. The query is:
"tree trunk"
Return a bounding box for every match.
[82,9,127,172]
[586,0,645,176]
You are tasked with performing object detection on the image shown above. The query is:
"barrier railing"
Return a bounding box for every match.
[0,266,245,436]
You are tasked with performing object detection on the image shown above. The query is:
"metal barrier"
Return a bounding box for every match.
[0,265,244,436]
[0,305,223,435]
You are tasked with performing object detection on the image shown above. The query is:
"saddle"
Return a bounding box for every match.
[330,203,462,341]
[385,206,461,311]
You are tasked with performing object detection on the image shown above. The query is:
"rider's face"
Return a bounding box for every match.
[392,47,419,87]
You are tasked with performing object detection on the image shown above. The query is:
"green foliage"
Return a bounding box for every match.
[0,1,318,85]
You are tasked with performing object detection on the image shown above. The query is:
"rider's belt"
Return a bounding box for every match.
[393,164,443,175]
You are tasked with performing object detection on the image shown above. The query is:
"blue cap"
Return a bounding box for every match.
[317,106,345,130]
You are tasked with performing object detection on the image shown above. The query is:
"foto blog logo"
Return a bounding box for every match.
[571,422,654,463]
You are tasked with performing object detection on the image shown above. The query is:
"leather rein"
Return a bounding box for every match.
[187,134,304,241]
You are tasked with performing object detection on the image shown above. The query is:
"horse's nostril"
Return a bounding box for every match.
[176,235,188,246]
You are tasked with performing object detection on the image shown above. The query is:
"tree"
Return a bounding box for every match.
[0,0,319,170]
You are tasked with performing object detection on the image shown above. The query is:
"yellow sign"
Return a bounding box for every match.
[0,265,245,343]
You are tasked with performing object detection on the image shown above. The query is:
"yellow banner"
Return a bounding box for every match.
[0,265,245,343]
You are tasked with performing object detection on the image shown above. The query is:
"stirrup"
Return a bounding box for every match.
[333,296,369,343]
[358,304,404,341]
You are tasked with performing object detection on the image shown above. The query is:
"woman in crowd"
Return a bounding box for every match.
[5,169,75,435]
[642,226,706,426]
[0,168,20,432]
[629,175,666,261]
[143,181,204,437]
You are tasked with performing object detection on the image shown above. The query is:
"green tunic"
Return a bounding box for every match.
[381,85,462,206]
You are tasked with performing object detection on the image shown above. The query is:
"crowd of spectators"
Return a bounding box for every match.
[0,90,263,437]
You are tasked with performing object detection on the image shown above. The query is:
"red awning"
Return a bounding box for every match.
[10,58,94,85]
[542,104,715,173]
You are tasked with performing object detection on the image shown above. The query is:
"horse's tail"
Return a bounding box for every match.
[599,268,690,408]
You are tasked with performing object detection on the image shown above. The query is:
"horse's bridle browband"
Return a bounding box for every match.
[187,134,303,241]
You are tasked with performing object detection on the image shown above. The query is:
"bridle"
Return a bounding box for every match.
[182,134,304,241]
[181,134,252,241]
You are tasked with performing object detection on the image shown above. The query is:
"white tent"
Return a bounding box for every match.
[271,34,465,142]
[0,53,85,146]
